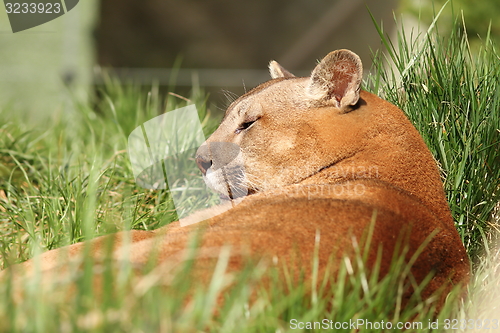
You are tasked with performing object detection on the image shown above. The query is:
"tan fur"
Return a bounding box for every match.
[9,50,469,308]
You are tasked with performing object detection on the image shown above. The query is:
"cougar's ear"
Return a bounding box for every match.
[306,49,363,111]
[269,60,296,79]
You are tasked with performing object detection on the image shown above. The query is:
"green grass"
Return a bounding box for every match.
[0,10,499,333]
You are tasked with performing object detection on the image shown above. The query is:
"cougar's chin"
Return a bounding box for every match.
[203,168,249,200]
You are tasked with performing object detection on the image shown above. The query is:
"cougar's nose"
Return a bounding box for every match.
[196,145,212,175]
[196,155,212,175]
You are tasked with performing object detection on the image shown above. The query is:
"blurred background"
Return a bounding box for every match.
[0,0,499,121]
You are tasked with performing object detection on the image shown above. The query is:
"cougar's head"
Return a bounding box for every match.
[196,49,364,199]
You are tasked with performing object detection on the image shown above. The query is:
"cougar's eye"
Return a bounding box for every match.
[235,117,259,134]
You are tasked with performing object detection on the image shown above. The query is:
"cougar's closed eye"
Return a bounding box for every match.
[235,117,260,134]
